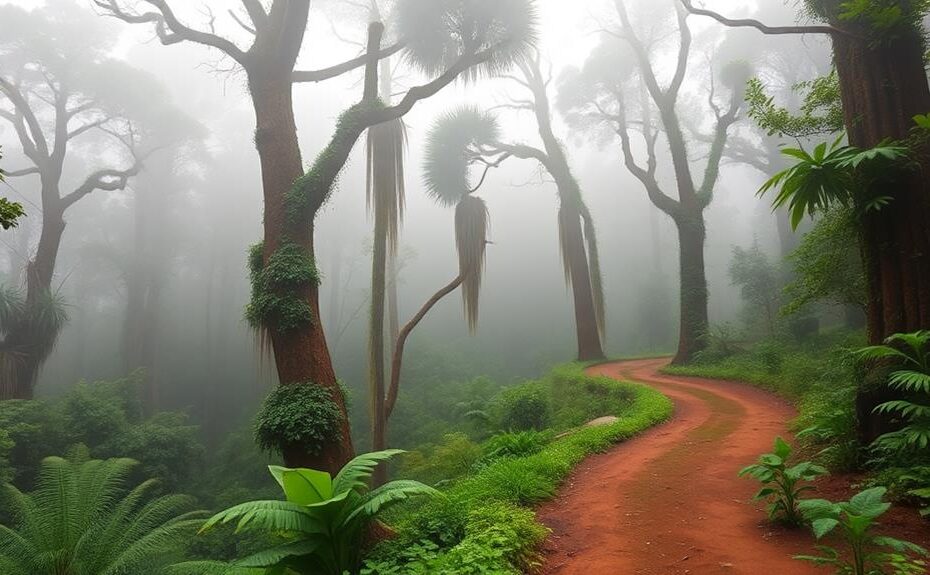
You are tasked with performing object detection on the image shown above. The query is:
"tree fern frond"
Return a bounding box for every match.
[332,449,406,495]
[200,500,323,535]
[343,480,437,525]
[235,539,323,568]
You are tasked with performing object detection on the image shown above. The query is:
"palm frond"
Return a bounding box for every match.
[343,479,438,525]
[332,449,406,495]
[396,0,538,83]
[423,107,500,207]
[200,500,323,535]
[236,540,322,568]
[455,195,489,334]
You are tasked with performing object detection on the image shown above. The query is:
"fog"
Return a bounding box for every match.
[0,0,832,444]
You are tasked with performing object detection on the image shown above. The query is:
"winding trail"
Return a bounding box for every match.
[537,358,825,574]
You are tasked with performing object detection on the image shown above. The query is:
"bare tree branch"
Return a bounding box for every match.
[3,167,40,178]
[679,0,855,38]
[667,1,692,102]
[0,77,49,160]
[239,0,268,30]
[61,162,142,210]
[94,0,247,64]
[228,8,257,36]
[67,117,109,141]
[385,274,464,419]
[292,42,406,83]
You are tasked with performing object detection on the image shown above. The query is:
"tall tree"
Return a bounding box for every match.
[99,0,538,471]
[681,0,930,441]
[0,3,153,399]
[421,52,607,361]
[559,1,745,364]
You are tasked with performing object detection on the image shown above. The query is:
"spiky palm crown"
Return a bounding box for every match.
[396,0,539,83]
[0,287,69,397]
[423,106,500,207]
[0,456,204,575]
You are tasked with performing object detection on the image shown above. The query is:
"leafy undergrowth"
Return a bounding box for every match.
[363,363,673,574]
[663,330,865,471]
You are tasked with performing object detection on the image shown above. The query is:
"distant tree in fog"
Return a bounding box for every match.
[0,2,177,400]
[558,0,747,364]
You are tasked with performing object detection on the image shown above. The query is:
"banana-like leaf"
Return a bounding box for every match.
[236,539,323,568]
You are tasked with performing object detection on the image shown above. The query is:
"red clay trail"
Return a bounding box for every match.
[536,358,826,575]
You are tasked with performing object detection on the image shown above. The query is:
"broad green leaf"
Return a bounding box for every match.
[846,487,890,518]
[773,437,791,459]
[811,517,839,539]
[281,468,333,505]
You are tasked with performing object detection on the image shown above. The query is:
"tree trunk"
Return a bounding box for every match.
[831,29,930,442]
[249,72,354,471]
[671,212,709,364]
[1,198,66,399]
[369,201,388,480]
[559,204,606,361]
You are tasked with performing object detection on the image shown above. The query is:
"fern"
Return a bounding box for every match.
[856,331,930,455]
[0,456,203,575]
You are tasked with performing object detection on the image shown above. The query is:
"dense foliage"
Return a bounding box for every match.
[180,451,436,575]
[0,456,204,575]
[365,364,672,573]
[0,374,202,491]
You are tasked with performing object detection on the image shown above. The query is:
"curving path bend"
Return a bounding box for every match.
[537,358,825,575]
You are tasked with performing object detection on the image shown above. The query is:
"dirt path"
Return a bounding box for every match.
[536,358,826,575]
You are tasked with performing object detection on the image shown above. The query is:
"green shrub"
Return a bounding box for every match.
[366,364,673,573]
[363,503,547,575]
[856,331,930,455]
[186,451,436,575]
[254,382,343,456]
[480,430,550,462]
[866,466,930,516]
[797,487,928,574]
[99,411,203,491]
[495,383,550,431]
[400,433,482,485]
[739,437,828,526]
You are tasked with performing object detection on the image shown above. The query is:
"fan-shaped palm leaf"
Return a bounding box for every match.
[423,107,500,207]
[396,0,538,83]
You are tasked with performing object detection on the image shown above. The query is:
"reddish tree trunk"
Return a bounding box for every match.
[831,29,930,442]
[249,70,354,471]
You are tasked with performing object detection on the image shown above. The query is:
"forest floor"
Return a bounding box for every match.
[536,358,929,574]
